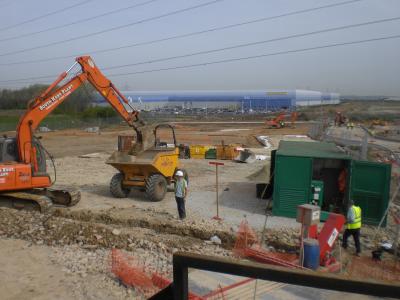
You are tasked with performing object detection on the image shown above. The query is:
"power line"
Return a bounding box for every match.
[0,0,17,9]
[0,0,365,66]
[0,0,225,58]
[1,33,399,84]
[0,0,93,33]
[0,74,56,83]
[106,34,400,77]
[2,15,398,82]
[0,0,161,43]
[102,16,400,71]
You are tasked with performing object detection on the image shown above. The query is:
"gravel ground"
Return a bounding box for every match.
[0,238,136,300]
[50,152,300,231]
[1,121,398,299]
[0,206,234,299]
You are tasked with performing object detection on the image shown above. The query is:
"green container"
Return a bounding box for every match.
[272,141,391,226]
[205,148,217,159]
[349,160,391,226]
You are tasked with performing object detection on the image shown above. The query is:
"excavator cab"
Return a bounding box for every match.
[0,135,70,212]
[30,137,48,176]
[0,136,47,175]
[0,137,18,163]
[154,124,177,149]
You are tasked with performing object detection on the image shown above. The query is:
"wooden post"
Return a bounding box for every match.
[393,214,400,260]
[395,224,400,260]
[209,161,224,221]
[216,164,219,217]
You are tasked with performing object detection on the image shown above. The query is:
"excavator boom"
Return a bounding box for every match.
[17,56,142,164]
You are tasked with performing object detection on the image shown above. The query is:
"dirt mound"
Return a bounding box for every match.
[247,164,270,182]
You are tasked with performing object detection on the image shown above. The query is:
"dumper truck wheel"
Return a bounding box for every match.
[146,174,167,202]
[110,173,130,198]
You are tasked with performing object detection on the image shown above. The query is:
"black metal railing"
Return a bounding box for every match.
[150,252,400,300]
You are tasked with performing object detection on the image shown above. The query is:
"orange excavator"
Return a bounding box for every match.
[0,56,144,212]
[265,111,298,129]
[265,112,285,129]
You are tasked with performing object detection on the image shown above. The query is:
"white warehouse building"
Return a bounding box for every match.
[94,89,340,111]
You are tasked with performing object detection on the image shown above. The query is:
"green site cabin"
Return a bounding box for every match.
[271,141,391,226]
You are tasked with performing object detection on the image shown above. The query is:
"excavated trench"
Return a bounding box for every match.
[0,207,237,255]
[0,205,304,257]
[53,208,237,248]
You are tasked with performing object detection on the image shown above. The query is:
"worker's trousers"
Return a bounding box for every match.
[342,228,361,253]
[175,196,186,219]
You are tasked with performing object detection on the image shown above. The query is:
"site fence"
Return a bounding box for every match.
[309,121,400,163]
[310,121,400,207]
[348,256,400,282]
[0,116,123,132]
[0,111,282,133]
[0,114,177,132]
[110,249,227,299]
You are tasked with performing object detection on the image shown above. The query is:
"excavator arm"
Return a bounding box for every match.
[17,56,143,165]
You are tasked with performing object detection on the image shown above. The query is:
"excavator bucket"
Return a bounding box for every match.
[234,149,256,163]
[130,125,156,154]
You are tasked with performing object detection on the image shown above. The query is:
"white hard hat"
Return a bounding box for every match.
[176,170,184,177]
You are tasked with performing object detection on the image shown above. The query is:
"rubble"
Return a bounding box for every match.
[49,243,140,299]
[53,207,237,248]
[0,207,233,258]
[210,235,222,245]
[84,126,100,133]
[0,206,237,298]
[256,135,272,149]
[38,126,51,132]
[111,229,121,236]
[0,206,382,256]
[78,152,102,158]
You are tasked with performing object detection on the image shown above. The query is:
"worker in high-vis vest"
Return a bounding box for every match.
[342,199,362,256]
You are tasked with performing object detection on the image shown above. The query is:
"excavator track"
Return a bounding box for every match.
[0,188,81,213]
[45,187,81,207]
[0,192,53,213]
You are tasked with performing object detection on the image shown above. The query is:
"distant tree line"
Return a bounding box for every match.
[0,84,96,114]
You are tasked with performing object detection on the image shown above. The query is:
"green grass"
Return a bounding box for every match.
[0,111,123,132]
[0,115,20,131]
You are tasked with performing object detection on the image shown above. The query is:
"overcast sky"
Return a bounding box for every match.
[0,0,399,96]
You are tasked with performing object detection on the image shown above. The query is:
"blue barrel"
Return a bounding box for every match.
[303,238,320,270]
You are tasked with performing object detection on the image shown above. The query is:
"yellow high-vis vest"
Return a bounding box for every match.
[347,205,362,229]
